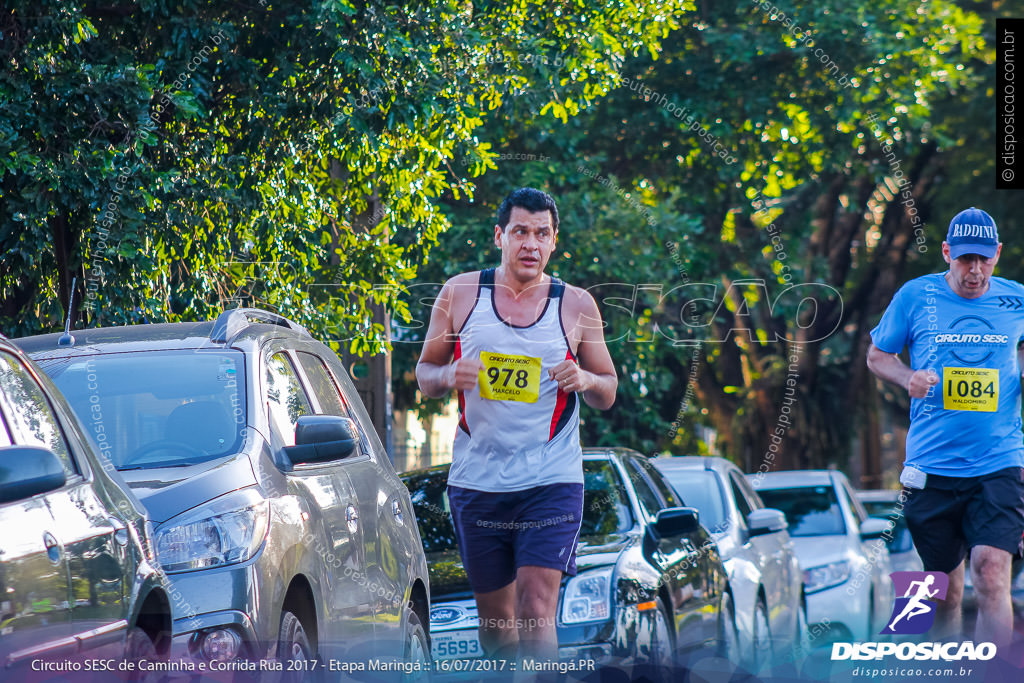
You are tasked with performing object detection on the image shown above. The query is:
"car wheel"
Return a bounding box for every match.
[402,604,431,682]
[125,627,162,682]
[716,591,740,662]
[750,598,772,673]
[277,610,316,683]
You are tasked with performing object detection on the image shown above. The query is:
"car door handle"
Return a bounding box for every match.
[43,532,62,564]
[108,517,129,546]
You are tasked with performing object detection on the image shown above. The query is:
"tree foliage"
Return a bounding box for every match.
[1,0,687,352]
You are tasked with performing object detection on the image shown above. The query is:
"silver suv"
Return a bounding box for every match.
[17,309,430,672]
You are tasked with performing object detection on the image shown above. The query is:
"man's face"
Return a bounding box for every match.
[941,241,1001,299]
[494,207,557,282]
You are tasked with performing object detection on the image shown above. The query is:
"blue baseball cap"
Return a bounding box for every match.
[946,207,999,259]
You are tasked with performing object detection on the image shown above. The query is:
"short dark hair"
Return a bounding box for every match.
[496,187,559,232]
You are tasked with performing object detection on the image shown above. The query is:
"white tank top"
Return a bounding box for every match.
[448,268,583,492]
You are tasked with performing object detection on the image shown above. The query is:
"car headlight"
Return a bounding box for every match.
[561,567,613,624]
[156,489,269,573]
[802,560,851,594]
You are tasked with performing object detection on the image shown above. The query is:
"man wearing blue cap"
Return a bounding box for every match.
[867,207,1024,648]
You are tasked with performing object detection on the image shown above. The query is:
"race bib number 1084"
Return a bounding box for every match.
[942,367,998,412]
[479,352,542,403]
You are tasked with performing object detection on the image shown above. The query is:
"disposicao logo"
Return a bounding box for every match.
[882,571,948,635]
[831,571,996,662]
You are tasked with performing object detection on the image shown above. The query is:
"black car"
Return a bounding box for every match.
[16,308,430,672]
[401,447,731,676]
[0,334,171,673]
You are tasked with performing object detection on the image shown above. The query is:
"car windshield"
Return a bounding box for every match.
[403,460,634,553]
[38,350,246,470]
[657,469,726,532]
[860,500,896,518]
[581,459,634,537]
[756,484,846,537]
[403,468,458,554]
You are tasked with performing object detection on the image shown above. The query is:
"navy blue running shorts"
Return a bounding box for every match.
[447,482,585,594]
[902,466,1024,574]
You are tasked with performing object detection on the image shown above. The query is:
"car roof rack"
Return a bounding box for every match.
[210,308,310,343]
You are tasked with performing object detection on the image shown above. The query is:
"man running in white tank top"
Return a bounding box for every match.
[417,187,617,665]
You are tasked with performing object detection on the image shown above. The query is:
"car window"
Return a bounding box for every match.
[296,352,349,417]
[643,461,682,508]
[41,350,246,469]
[296,351,371,455]
[623,457,665,518]
[0,351,75,476]
[729,471,754,519]
[266,352,313,447]
[733,470,765,510]
[756,485,847,537]
[657,468,728,532]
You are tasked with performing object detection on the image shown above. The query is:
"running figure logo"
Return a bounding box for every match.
[881,571,949,635]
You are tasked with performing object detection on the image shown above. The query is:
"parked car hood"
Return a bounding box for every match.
[428,531,633,600]
[575,531,634,571]
[789,534,853,567]
[117,454,257,524]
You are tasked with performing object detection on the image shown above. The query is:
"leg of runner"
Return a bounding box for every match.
[905,603,931,621]
[476,582,519,659]
[934,560,964,640]
[971,545,1013,650]
[515,566,562,662]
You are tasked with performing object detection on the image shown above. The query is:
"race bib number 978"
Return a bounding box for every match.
[479,352,542,403]
[942,367,998,412]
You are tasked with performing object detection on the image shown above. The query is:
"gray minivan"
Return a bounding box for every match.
[17,309,430,672]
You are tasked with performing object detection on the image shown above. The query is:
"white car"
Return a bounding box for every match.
[655,456,805,671]
[856,489,924,573]
[748,470,892,643]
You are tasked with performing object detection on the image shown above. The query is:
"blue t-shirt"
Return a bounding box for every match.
[870,273,1024,476]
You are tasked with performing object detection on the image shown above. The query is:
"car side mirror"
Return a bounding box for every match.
[650,506,701,540]
[747,508,788,537]
[0,446,66,504]
[860,517,889,541]
[284,415,358,465]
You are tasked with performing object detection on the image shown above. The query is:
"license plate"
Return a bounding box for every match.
[432,629,482,660]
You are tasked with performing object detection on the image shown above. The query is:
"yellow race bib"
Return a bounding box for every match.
[478,352,542,403]
[942,367,998,412]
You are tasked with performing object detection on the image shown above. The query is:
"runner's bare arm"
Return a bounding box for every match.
[866,343,937,399]
[416,276,483,397]
[550,287,617,410]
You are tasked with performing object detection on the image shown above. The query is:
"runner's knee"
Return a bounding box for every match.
[971,548,1012,593]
